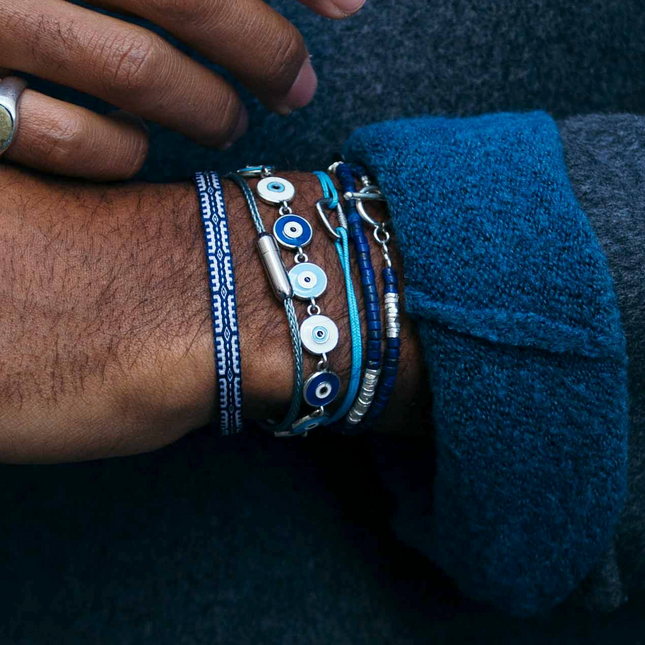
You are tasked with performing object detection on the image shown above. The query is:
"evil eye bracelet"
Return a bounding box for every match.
[349,166,401,423]
[194,171,243,435]
[313,171,364,426]
[225,170,304,436]
[332,162,383,430]
[245,167,343,436]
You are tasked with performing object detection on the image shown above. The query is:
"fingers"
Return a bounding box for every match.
[4,90,149,181]
[1,0,248,149]
[297,0,367,19]
[88,0,318,114]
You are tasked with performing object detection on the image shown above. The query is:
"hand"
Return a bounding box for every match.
[0,166,424,464]
[0,0,366,181]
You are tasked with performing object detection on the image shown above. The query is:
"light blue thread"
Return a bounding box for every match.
[313,171,362,425]
[329,226,363,424]
[313,171,339,209]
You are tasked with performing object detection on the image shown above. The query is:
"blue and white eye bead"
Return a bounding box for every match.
[289,263,328,300]
[273,214,313,249]
[300,315,339,355]
[256,176,296,205]
[303,371,341,407]
[291,412,330,435]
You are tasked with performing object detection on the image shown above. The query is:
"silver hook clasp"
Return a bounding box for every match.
[349,186,388,230]
[316,198,347,240]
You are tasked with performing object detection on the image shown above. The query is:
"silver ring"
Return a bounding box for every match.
[0,77,28,157]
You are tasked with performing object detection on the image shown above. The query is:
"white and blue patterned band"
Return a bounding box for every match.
[195,171,243,435]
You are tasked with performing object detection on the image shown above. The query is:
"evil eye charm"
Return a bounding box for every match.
[291,412,330,435]
[300,315,339,355]
[273,214,313,249]
[303,371,341,407]
[256,176,295,205]
[289,263,328,300]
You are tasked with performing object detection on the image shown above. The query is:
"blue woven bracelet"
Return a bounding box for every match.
[194,171,243,435]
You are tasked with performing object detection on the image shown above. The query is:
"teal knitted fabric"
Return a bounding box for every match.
[345,112,629,616]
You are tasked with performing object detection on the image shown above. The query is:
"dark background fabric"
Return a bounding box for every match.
[7,0,645,642]
[560,114,645,611]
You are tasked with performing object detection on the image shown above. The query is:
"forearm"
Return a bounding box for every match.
[0,166,425,463]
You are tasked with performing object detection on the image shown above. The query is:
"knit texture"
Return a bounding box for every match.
[345,111,629,615]
[559,114,645,611]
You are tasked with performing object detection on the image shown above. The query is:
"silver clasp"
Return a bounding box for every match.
[316,198,347,240]
[348,186,389,230]
[237,165,276,178]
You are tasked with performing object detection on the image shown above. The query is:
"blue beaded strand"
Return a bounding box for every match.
[349,164,402,425]
[335,163,383,430]
[366,267,400,422]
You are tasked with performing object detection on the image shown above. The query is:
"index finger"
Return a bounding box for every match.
[298,0,366,19]
[88,0,318,114]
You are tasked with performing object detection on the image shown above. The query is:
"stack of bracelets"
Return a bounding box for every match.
[195,162,401,437]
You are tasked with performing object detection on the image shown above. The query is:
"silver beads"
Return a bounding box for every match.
[289,262,328,299]
[346,368,382,426]
[384,292,401,338]
[257,176,296,205]
[300,315,339,355]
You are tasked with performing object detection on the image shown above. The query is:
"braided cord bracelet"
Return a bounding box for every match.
[313,171,363,425]
[194,171,243,435]
[225,171,304,435]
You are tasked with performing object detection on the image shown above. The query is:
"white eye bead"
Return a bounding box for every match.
[289,263,328,299]
[256,176,296,205]
[300,315,339,355]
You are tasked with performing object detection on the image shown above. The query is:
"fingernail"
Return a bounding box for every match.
[280,57,318,115]
[330,0,366,16]
[220,107,248,150]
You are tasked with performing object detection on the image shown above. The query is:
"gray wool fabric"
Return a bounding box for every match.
[5,1,645,641]
[559,115,645,611]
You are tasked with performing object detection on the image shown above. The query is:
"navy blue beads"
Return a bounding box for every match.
[366,267,401,422]
[335,163,383,430]
[274,214,313,249]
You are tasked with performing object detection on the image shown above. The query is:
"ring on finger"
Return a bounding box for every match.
[0,76,28,157]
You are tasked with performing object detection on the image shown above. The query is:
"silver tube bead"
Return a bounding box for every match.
[257,233,293,301]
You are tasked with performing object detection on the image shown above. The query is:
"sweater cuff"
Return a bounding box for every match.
[345,112,629,616]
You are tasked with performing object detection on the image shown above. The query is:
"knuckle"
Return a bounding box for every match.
[100,31,162,97]
[30,113,85,167]
[263,27,306,90]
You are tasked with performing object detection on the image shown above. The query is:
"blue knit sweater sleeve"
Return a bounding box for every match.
[344,112,629,616]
